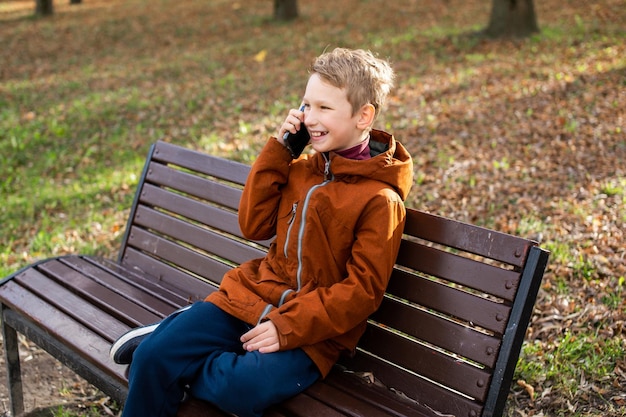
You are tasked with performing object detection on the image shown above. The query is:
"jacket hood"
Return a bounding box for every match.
[312,129,413,201]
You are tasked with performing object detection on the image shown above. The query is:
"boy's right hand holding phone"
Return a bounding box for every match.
[278,105,310,159]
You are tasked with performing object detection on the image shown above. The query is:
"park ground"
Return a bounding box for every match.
[0,0,625,416]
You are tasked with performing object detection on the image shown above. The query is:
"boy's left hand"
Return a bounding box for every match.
[241,320,280,353]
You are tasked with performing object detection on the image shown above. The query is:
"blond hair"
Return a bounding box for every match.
[310,48,395,118]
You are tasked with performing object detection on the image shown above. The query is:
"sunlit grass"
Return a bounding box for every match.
[517,332,625,401]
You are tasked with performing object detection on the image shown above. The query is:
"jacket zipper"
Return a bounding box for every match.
[266,154,334,321]
[295,153,334,291]
[257,304,274,325]
[283,203,298,258]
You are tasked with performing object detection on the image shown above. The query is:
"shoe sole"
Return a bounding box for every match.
[109,304,194,363]
[109,322,159,363]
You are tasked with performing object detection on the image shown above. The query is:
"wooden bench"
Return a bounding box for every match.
[0,140,549,417]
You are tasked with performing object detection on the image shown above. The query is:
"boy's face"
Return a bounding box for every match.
[302,73,370,154]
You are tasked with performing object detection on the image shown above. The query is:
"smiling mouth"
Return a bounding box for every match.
[310,131,328,138]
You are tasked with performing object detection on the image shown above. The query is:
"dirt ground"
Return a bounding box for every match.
[0,334,115,417]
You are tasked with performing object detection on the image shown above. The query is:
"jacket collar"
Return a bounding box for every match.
[311,129,413,201]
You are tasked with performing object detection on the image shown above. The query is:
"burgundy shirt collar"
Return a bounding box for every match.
[335,137,371,160]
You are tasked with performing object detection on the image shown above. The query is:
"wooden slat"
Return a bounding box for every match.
[146,162,243,211]
[276,393,352,417]
[13,268,135,340]
[371,296,502,367]
[133,205,266,265]
[304,379,420,417]
[0,282,127,383]
[64,256,186,308]
[140,183,244,239]
[386,268,511,335]
[152,141,250,185]
[403,209,533,268]
[120,248,220,303]
[357,325,491,402]
[177,399,302,417]
[40,258,175,320]
[323,372,444,417]
[127,226,233,284]
[342,352,483,417]
[396,240,520,301]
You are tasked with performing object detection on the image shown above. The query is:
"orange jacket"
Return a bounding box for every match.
[206,129,413,376]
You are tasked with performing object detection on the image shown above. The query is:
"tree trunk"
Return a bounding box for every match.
[274,0,299,21]
[35,0,53,16]
[485,0,539,38]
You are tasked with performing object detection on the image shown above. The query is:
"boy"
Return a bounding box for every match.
[111,47,413,417]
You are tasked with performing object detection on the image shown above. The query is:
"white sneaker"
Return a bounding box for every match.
[109,322,160,364]
[109,304,194,365]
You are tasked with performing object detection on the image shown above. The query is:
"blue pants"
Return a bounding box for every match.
[121,302,320,417]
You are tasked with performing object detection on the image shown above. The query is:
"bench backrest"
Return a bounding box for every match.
[119,141,549,417]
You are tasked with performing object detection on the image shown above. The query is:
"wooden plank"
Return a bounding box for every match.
[152,141,250,185]
[2,308,128,405]
[403,210,534,268]
[371,296,502,367]
[387,268,512,335]
[175,397,299,417]
[304,379,420,417]
[396,240,520,301]
[64,256,187,308]
[357,325,491,402]
[342,352,483,417]
[39,259,174,322]
[119,248,219,303]
[0,282,127,383]
[140,183,244,239]
[177,398,231,417]
[126,227,233,285]
[146,162,243,210]
[323,372,445,417]
[133,205,266,265]
[276,393,351,417]
[13,268,134,340]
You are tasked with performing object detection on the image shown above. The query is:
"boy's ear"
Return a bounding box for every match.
[356,103,376,129]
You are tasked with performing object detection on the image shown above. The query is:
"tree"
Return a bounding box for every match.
[274,0,298,21]
[484,0,539,38]
[35,0,81,16]
[36,0,53,16]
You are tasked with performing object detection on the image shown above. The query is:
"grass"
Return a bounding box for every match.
[518,332,625,403]
[1,0,625,415]
[46,404,114,417]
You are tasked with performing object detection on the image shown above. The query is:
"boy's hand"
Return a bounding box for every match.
[277,107,305,146]
[241,320,280,353]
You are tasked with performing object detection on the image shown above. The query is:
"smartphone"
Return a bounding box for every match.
[282,105,310,159]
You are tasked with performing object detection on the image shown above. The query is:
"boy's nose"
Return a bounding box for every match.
[303,110,316,127]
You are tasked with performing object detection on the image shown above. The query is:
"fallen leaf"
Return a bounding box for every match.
[517,379,535,401]
[254,49,267,63]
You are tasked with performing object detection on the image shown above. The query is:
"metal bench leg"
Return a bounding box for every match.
[2,305,24,417]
